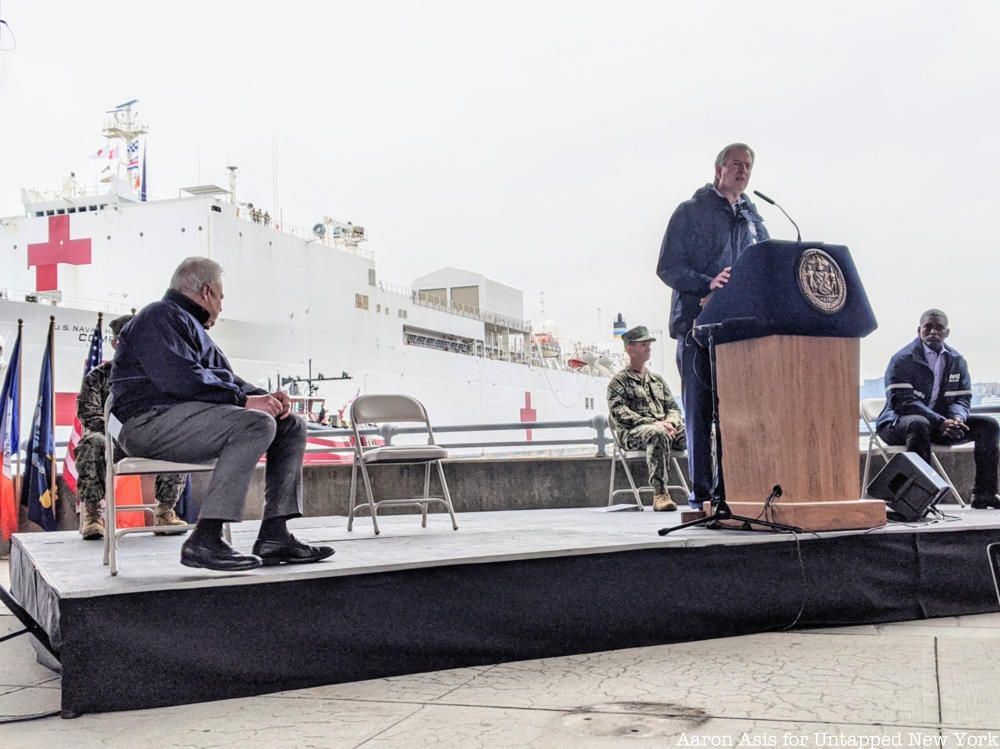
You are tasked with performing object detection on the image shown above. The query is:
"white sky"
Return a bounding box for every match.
[1,0,998,386]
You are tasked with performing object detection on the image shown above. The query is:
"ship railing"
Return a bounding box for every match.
[39,403,1000,465]
[305,416,615,457]
[233,211,375,260]
[375,283,531,332]
[0,287,134,315]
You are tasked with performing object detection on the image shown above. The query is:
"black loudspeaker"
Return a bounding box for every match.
[867,452,950,521]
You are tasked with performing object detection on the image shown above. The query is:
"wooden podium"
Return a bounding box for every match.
[697,240,886,531]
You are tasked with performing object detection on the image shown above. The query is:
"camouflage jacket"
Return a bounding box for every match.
[607,367,683,442]
[77,361,111,435]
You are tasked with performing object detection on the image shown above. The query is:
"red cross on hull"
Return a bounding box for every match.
[520,391,537,441]
[27,215,93,291]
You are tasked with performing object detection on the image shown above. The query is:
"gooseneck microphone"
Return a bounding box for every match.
[753,190,801,243]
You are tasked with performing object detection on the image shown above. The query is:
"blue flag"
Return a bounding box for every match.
[1,327,22,541]
[21,323,57,531]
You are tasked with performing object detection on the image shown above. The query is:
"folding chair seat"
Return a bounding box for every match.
[860,397,968,507]
[348,394,458,535]
[101,396,218,575]
[607,432,690,510]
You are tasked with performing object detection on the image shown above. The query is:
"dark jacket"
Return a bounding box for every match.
[875,337,972,432]
[111,289,265,423]
[656,184,768,338]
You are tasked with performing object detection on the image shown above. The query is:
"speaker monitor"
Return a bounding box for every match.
[867,452,950,521]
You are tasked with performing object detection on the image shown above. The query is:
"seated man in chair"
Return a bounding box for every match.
[111,256,335,570]
[76,314,188,540]
[607,326,687,512]
[876,308,1000,509]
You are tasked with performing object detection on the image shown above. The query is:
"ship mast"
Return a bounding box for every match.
[102,100,148,196]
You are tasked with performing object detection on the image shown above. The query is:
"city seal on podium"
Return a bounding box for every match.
[797,249,847,314]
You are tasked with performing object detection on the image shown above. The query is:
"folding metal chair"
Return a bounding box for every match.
[348,394,458,535]
[860,397,968,507]
[102,396,218,575]
[607,432,690,510]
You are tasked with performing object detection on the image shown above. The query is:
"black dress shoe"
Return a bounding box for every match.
[181,534,263,571]
[252,534,335,566]
[971,494,1000,510]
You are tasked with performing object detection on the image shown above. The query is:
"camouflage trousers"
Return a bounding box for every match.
[75,431,184,513]
[621,424,688,495]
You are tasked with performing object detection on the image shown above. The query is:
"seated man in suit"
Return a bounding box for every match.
[112,256,335,570]
[876,309,1000,509]
[607,326,687,511]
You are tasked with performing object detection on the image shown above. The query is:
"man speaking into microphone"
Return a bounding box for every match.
[655,143,768,509]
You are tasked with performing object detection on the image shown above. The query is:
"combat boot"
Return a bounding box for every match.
[153,503,190,535]
[652,493,677,512]
[80,505,105,540]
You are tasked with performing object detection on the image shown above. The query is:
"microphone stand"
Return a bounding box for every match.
[753,190,801,242]
[659,322,802,535]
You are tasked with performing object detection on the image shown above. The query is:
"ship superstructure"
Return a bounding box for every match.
[0,104,623,446]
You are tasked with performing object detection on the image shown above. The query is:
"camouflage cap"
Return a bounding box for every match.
[108,314,134,337]
[622,325,656,345]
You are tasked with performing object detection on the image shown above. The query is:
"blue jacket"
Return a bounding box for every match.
[111,289,265,423]
[656,184,768,338]
[875,337,973,432]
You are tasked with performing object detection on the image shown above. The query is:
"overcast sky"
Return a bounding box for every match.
[2,1,998,387]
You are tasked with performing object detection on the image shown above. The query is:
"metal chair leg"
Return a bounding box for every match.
[608,447,618,506]
[437,460,459,531]
[930,453,967,507]
[422,463,431,528]
[358,461,381,535]
[861,438,875,498]
[620,452,644,509]
[347,459,358,532]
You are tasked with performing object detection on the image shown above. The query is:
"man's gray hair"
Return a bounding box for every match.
[715,143,756,169]
[169,257,223,295]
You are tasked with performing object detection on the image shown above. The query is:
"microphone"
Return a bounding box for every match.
[693,316,758,333]
[753,190,801,242]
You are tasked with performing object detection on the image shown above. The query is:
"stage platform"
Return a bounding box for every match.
[9,506,1000,717]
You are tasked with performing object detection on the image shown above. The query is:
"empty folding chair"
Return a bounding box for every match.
[348,394,458,535]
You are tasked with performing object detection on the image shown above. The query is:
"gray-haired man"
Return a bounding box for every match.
[111,257,334,571]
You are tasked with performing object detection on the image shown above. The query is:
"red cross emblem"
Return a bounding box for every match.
[520,391,537,441]
[27,215,93,291]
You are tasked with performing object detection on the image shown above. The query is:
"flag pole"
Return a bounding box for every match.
[13,319,23,494]
[48,316,56,506]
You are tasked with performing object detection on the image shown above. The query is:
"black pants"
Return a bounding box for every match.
[676,333,719,506]
[877,414,1000,498]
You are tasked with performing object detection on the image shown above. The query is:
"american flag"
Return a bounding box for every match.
[127,140,139,170]
[63,318,104,495]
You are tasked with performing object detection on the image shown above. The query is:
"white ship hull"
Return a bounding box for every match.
[1,191,611,447]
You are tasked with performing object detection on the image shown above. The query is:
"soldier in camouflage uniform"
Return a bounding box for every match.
[607,326,687,511]
[77,315,188,539]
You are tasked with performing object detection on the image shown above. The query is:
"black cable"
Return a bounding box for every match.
[778,530,809,631]
[0,710,61,724]
[0,15,16,52]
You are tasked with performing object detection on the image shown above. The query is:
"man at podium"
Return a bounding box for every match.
[876,309,1000,510]
[656,143,769,508]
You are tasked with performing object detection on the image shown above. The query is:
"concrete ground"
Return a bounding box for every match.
[2,558,1000,748]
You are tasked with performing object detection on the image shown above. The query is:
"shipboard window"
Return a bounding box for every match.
[368,268,377,286]
[355,294,369,310]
